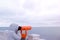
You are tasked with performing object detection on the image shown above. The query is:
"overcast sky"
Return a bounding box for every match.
[0,0,60,27]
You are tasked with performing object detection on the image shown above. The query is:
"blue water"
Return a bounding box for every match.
[0,27,60,40]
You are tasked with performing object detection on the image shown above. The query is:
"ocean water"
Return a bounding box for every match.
[0,27,60,40]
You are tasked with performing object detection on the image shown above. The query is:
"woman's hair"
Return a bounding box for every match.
[16,26,22,34]
[18,26,22,31]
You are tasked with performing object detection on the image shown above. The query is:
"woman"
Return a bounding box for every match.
[8,23,21,40]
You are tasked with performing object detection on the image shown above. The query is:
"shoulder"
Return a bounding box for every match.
[5,30,15,34]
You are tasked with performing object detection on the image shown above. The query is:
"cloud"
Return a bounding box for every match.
[0,0,60,27]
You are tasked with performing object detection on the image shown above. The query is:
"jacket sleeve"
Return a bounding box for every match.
[12,31,21,40]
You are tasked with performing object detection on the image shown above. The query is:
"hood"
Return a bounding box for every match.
[9,23,19,32]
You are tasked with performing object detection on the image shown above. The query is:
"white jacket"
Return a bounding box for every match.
[0,30,21,40]
[8,23,21,40]
[0,23,21,40]
[5,30,20,40]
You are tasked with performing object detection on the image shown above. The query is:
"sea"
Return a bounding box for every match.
[0,27,60,40]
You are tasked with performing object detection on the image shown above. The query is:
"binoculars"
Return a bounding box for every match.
[21,26,32,30]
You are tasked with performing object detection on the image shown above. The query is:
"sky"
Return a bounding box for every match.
[0,0,60,27]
